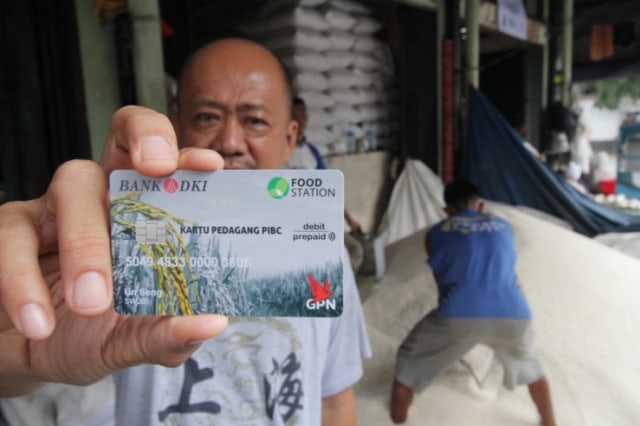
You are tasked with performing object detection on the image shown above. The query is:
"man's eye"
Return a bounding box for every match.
[195,113,219,122]
[244,116,268,126]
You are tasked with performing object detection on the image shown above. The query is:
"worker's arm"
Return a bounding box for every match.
[424,231,432,256]
[322,387,357,426]
[344,210,362,234]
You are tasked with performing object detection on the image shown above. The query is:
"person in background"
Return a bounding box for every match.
[289,96,364,273]
[289,96,362,234]
[288,97,328,171]
[509,113,540,159]
[543,102,577,172]
[0,38,371,426]
[390,180,556,426]
[570,122,594,181]
[565,161,590,195]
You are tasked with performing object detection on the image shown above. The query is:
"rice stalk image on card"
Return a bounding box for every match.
[111,193,251,316]
[111,192,201,315]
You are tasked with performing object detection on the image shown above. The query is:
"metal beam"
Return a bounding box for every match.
[393,0,438,10]
[466,0,480,88]
[477,1,547,45]
[562,0,573,105]
[541,0,549,109]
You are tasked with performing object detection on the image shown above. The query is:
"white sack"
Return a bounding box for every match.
[379,159,446,246]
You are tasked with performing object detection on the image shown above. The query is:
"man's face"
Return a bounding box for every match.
[172,41,298,170]
[292,103,308,143]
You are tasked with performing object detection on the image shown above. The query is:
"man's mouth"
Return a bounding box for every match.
[223,160,253,170]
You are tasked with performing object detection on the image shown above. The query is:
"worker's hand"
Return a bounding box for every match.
[0,106,228,397]
[344,210,363,235]
[348,219,363,235]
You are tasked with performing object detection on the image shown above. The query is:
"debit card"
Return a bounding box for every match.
[110,169,344,317]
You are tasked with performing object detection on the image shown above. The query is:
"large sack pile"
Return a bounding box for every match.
[242,0,398,155]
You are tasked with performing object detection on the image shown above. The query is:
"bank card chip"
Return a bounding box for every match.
[110,169,344,317]
[135,220,167,244]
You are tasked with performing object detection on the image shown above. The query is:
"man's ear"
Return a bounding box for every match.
[443,206,453,217]
[477,200,485,212]
[283,119,299,163]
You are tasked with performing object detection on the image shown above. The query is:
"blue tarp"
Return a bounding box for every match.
[462,87,640,237]
[617,179,640,199]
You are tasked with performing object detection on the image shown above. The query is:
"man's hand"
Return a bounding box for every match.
[0,106,228,397]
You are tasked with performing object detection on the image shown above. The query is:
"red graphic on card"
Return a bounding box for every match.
[307,274,332,302]
[163,178,179,193]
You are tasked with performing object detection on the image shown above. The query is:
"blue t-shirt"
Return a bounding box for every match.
[426,209,531,318]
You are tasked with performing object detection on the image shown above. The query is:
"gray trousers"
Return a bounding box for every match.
[395,311,544,392]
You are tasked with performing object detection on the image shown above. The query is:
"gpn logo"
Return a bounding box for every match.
[267,177,290,199]
[306,274,336,310]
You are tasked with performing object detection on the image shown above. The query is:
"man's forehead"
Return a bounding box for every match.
[181,64,285,103]
[179,79,280,116]
[188,97,270,114]
[184,44,285,85]
[177,40,292,114]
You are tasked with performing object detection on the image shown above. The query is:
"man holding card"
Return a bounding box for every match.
[0,38,370,425]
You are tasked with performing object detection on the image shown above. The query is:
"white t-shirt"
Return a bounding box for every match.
[114,254,371,425]
[288,142,321,170]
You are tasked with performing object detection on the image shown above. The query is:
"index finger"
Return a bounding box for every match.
[100,106,180,177]
[49,160,114,317]
[0,199,56,339]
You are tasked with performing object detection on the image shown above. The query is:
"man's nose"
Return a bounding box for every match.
[213,118,247,155]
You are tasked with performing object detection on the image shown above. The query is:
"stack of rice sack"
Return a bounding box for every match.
[241,0,398,155]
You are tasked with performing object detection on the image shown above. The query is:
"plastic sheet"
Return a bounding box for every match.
[463,87,640,237]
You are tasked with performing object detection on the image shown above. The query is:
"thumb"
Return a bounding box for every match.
[112,315,228,369]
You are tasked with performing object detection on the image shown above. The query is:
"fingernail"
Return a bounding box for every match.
[73,272,109,311]
[185,339,206,348]
[19,303,52,339]
[140,136,173,162]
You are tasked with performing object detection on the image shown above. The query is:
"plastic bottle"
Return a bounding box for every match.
[364,124,378,151]
[345,126,357,153]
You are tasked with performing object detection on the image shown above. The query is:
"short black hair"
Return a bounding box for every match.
[293,96,305,107]
[443,180,480,209]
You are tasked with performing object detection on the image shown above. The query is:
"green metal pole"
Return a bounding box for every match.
[562,0,573,105]
[129,0,167,114]
[466,0,480,88]
[437,0,445,177]
[541,0,549,109]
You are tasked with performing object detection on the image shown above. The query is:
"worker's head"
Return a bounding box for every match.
[172,38,298,169]
[292,96,308,144]
[443,180,483,216]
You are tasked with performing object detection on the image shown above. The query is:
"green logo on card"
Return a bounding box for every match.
[267,177,290,199]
